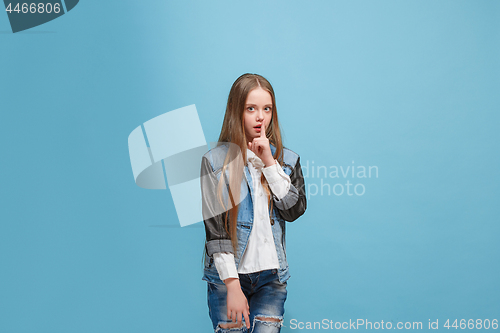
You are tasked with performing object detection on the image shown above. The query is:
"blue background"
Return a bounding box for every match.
[1,1,499,332]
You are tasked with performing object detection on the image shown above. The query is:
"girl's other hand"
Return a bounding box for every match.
[247,121,275,167]
[224,278,250,329]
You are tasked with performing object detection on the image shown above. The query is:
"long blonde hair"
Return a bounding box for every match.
[216,73,285,257]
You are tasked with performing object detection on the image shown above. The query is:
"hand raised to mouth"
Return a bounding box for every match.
[247,121,275,167]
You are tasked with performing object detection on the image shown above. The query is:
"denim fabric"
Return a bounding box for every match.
[202,143,300,284]
[207,269,287,333]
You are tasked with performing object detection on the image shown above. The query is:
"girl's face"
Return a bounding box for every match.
[243,87,273,143]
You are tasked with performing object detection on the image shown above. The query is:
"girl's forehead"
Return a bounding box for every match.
[246,87,272,104]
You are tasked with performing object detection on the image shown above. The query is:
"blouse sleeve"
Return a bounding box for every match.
[262,159,291,200]
[213,252,239,281]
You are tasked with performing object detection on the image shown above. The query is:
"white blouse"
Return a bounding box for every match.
[213,148,291,281]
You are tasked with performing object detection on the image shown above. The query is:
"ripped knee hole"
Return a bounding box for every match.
[255,316,281,322]
[218,322,245,329]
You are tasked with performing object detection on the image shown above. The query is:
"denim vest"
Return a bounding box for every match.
[202,143,300,284]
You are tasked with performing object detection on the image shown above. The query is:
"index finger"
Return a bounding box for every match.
[260,120,266,138]
[244,309,250,329]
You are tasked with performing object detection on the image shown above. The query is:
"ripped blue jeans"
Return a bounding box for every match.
[207,269,287,333]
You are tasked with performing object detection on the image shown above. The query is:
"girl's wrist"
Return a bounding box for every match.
[224,277,241,290]
[263,157,276,168]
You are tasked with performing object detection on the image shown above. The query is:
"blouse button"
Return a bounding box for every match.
[270,218,275,225]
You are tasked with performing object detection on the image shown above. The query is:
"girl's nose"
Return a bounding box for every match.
[256,109,264,120]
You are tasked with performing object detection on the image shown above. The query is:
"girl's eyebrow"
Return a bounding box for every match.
[245,104,273,107]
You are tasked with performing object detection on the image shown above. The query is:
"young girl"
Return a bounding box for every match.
[200,73,307,332]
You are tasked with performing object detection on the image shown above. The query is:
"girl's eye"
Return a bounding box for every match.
[246,106,272,112]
